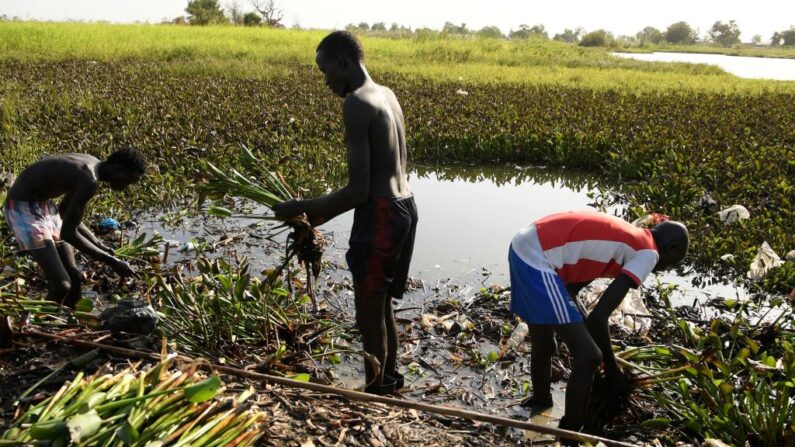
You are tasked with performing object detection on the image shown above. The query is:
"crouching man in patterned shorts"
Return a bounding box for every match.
[2,149,144,308]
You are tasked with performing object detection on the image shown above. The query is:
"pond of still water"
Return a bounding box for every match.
[613,51,795,81]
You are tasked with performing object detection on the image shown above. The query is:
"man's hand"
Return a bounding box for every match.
[110,259,135,277]
[273,199,304,221]
[307,213,328,227]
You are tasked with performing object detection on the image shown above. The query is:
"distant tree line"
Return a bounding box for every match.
[339,19,795,49]
[177,0,286,27]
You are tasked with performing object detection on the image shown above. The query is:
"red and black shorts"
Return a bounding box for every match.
[346,195,418,299]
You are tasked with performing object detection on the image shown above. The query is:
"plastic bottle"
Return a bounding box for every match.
[506,322,529,349]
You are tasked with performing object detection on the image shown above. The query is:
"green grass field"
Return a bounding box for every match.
[1,21,794,92]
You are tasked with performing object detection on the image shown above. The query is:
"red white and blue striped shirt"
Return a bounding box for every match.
[511,212,659,286]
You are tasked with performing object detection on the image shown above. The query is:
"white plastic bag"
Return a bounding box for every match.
[580,282,651,336]
[747,242,783,281]
[717,205,750,223]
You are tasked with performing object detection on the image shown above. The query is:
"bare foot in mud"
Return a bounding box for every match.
[520,394,554,411]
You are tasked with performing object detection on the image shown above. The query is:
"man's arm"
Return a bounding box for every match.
[274,97,372,221]
[78,222,114,254]
[59,179,132,275]
[60,193,114,254]
[584,274,635,378]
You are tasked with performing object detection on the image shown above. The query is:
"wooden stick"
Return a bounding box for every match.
[24,329,637,447]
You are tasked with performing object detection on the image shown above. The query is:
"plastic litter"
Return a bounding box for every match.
[178,241,198,253]
[631,213,669,228]
[696,192,719,213]
[97,217,120,231]
[455,89,469,96]
[506,322,529,349]
[99,298,159,335]
[717,205,750,223]
[580,282,651,336]
[785,250,795,263]
[747,241,784,281]
[720,254,735,262]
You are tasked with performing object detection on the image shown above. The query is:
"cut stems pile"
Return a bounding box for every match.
[1,356,266,447]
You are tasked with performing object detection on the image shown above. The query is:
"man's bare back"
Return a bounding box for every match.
[7,154,101,202]
[345,84,411,201]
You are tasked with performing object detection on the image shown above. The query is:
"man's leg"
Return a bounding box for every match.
[384,297,399,378]
[556,323,602,434]
[353,280,389,392]
[29,240,71,304]
[523,323,556,408]
[56,242,82,308]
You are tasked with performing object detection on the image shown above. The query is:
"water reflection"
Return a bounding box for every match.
[321,164,612,283]
[412,163,603,191]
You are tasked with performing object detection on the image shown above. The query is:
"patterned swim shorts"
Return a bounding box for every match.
[2,199,63,251]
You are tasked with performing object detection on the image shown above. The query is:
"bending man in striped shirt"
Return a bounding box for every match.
[508,211,688,439]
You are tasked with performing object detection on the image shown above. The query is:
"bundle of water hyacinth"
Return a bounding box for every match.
[115,232,165,262]
[198,145,324,302]
[1,358,266,446]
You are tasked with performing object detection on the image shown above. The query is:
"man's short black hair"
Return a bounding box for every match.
[106,146,145,175]
[317,30,364,61]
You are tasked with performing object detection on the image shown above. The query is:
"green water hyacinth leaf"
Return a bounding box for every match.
[116,420,139,444]
[289,373,311,382]
[66,410,102,443]
[29,420,68,440]
[80,392,107,412]
[184,375,222,403]
[74,298,94,313]
[641,417,671,429]
[208,204,233,217]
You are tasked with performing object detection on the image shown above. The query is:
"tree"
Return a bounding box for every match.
[249,0,283,27]
[772,27,795,46]
[477,26,504,39]
[751,34,762,44]
[226,0,244,24]
[509,24,548,40]
[185,0,229,25]
[553,28,584,43]
[708,20,741,47]
[442,22,469,35]
[243,12,261,26]
[636,26,664,45]
[579,29,612,47]
[665,21,697,44]
[371,22,386,31]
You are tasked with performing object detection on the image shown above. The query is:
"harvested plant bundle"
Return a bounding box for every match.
[198,146,324,304]
[1,357,266,446]
[0,289,95,325]
[115,232,165,262]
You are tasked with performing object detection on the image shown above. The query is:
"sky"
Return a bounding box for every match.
[1,0,793,42]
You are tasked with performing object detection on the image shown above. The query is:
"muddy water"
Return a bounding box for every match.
[133,164,744,436]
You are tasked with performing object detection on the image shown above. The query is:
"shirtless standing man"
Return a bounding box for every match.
[274,31,418,395]
[3,148,144,308]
